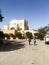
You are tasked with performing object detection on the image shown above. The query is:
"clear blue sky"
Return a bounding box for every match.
[0,0,49,30]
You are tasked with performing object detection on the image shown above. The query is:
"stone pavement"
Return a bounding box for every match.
[0,40,49,65]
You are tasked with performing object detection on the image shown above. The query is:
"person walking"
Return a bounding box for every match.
[28,38,31,45]
[33,36,36,45]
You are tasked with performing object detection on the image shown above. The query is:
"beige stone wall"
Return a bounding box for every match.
[3,30,16,35]
[3,29,38,37]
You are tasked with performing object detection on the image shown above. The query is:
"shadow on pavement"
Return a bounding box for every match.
[0,40,25,52]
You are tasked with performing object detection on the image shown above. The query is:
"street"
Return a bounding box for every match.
[0,40,49,65]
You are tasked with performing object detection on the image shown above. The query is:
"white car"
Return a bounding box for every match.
[45,35,49,44]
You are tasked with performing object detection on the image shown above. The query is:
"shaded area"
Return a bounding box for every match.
[45,42,49,45]
[0,40,25,51]
[32,62,35,64]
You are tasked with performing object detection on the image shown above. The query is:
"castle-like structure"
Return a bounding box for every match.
[3,19,38,37]
[4,19,29,30]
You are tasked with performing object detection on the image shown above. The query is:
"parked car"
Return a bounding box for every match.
[45,35,49,44]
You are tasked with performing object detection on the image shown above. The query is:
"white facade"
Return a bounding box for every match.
[4,19,29,30]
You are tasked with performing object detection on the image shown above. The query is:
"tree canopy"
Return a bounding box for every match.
[0,9,4,22]
[15,32,22,39]
[37,27,47,40]
[26,32,33,39]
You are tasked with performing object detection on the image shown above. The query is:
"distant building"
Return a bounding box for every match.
[4,19,29,31]
[3,19,38,38]
[3,30,16,35]
[4,25,9,30]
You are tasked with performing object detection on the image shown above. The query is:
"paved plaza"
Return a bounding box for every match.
[0,40,49,65]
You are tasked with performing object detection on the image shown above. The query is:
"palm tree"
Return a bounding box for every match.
[0,9,4,22]
[0,9,4,44]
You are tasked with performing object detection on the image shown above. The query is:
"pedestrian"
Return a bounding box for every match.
[28,38,31,45]
[33,36,36,45]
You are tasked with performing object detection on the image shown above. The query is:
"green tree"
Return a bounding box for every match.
[0,31,5,39]
[37,27,46,40]
[4,34,10,39]
[15,32,22,39]
[0,10,4,44]
[10,34,16,39]
[26,32,33,39]
[0,31,5,44]
[10,27,15,30]
[0,9,4,22]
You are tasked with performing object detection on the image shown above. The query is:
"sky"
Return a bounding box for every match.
[0,0,49,30]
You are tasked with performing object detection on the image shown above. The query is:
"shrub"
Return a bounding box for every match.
[15,32,22,39]
[26,32,33,39]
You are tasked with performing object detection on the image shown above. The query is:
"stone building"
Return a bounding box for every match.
[4,19,29,31]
